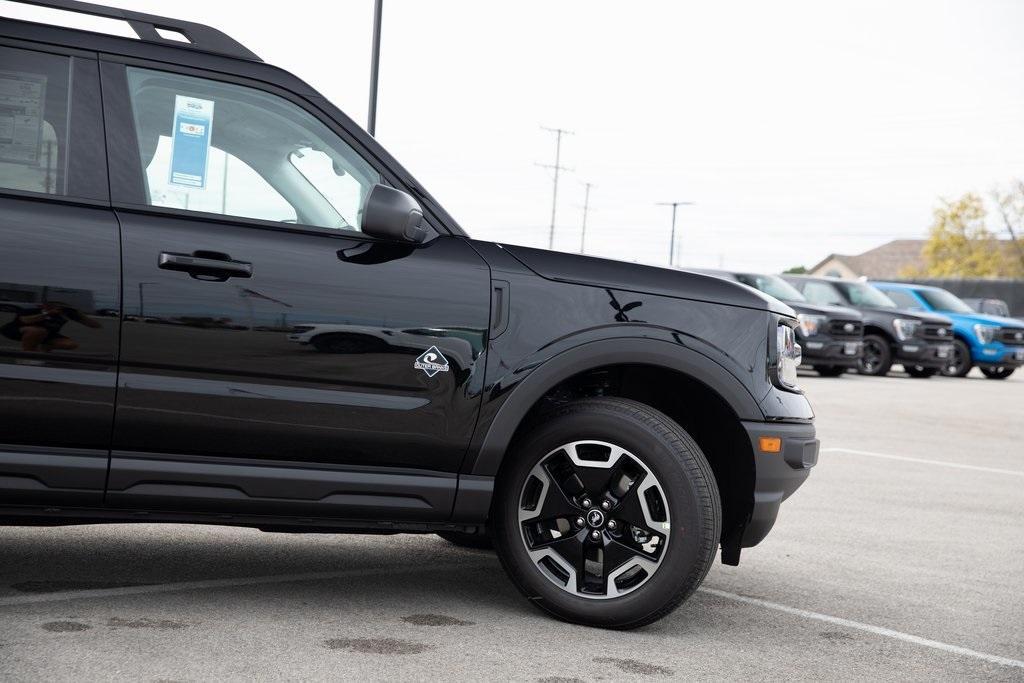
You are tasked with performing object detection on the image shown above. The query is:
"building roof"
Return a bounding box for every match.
[810,240,926,279]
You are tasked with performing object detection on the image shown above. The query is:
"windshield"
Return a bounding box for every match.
[834,281,897,308]
[735,274,806,302]
[918,288,975,314]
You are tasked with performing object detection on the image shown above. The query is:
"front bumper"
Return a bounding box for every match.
[740,421,818,548]
[975,343,1024,367]
[894,339,954,368]
[800,336,862,367]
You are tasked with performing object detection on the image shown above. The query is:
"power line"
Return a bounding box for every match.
[536,126,574,250]
[656,200,695,266]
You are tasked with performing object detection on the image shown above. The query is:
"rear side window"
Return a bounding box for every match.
[124,67,380,232]
[0,46,70,196]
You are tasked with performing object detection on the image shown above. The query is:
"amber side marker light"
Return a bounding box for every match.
[758,436,782,453]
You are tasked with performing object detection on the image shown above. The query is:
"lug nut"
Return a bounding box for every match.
[607,519,617,531]
[581,498,592,509]
[590,530,601,541]
[601,500,612,511]
[575,516,585,528]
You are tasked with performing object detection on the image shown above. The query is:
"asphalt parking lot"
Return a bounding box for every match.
[1,369,1021,681]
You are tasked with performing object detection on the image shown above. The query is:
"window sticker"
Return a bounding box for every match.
[168,95,214,188]
[0,70,47,165]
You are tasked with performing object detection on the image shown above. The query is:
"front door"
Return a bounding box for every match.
[102,63,490,520]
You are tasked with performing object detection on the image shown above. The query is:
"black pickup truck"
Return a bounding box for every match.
[692,270,864,377]
[783,275,954,377]
[0,0,817,629]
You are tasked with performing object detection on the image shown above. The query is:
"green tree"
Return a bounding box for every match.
[783,265,807,274]
[911,192,1019,278]
[992,179,1024,276]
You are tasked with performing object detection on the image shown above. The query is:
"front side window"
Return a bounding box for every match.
[834,282,897,308]
[125,68,380,231]
[882,289,923,310]
[735,274,806,303]
[0,46,70,196]
[802,281,846,306]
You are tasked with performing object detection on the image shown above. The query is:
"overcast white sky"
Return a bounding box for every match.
[8,0,1024,272]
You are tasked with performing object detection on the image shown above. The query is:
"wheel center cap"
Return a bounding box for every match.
[586,509,606,528]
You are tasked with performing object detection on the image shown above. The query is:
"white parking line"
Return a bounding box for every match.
[2,557,1020,670]
[822,447,1024,477]
[700,587,1024,670]
[0,561,473,608]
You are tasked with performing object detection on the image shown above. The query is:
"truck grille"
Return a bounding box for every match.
[827,320,863,337]
[922,324,953,341]
[1000,327,1024,346]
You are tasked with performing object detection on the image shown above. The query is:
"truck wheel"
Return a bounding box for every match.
[980,366,1015,380]
[492,397,720,629]
[436,531,493,549]
[941,340,972,377]
[857,335,893,376]
[814,365,846,377]
[905,366,937,378]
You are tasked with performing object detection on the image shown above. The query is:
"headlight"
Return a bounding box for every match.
[796,314,827,337]
[973,324,999,344]
[892,318,921,341]
[775,323,802,390]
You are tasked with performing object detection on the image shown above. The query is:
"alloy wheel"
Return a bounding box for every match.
[860,339,883,374]
[517,440,670,599]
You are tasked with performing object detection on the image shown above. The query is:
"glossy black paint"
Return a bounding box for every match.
[783,275,954,369]
[0,13,816,553]
[693,269,864,369]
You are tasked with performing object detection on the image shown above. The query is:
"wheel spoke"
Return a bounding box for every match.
[518,440,670,599]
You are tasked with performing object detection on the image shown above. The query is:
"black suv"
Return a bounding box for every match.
[0,1,816,629]
[692,270,864,377]
[783,275,954,377]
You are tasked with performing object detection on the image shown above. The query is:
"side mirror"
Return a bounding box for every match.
[361,184,427,244]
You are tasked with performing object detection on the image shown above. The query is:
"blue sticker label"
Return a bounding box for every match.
[169,95,214,189]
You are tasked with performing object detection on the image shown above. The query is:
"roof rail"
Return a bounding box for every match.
[4,0,262,61]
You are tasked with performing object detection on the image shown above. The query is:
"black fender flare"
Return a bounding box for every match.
[467,337,764,476]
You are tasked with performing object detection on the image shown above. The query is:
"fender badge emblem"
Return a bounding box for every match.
[414,346,450,377]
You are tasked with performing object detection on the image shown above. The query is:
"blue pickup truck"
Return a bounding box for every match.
[873,282,1024,379]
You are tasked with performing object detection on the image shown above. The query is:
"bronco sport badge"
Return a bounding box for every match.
[414,346,450,377]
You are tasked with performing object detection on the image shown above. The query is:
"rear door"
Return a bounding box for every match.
[100,60,490,520]
[0,42,118,505]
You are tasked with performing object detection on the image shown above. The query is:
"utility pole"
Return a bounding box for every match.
[367,0,383,136]
[656,200,694,267]
[579,181,594,254]
[536,126,573,250]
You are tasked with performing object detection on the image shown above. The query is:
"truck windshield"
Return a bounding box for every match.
[918,289,975,314]
[834,282,897,308]
[735,274,806,302]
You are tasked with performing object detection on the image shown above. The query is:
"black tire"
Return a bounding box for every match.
[814,365,846,377]
[436,530,493,550]
[857,334,893,376]
[980,366,1015,380]
[941,339,972,377]
[905,366,937,378]
[492,397,721,630]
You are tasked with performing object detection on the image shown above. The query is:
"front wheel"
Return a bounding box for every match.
[858,335,893,376]
[980,366,1015,380]
[493,397,721,629]
[941,339,972,377]
[905,366,937,378]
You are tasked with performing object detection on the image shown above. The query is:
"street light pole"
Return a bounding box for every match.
[580,181,593,254]
[656,200,695,266]
[367,0,384,136]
